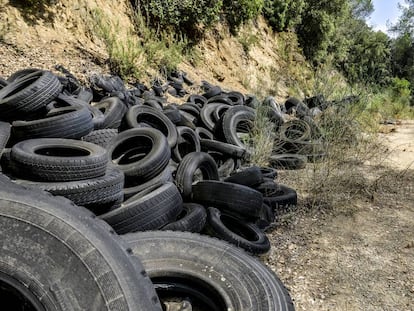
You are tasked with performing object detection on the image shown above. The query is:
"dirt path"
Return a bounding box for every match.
[380,121,414,170]
[267,121,414,311]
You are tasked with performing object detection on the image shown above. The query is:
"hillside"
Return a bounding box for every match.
[0,0,311,102]
[1,1,414,310]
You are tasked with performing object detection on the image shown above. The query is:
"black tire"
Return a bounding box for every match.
[6,68,39,83]
[82,129,119,148]
[217,157,236,178]
[10,138,108,181]
[279,119,311,142]
[0,71,62,120]
[212,103,231,123]
[200,103,229,131]
[202,85,221,99]
[161,203,207,233]
[222,105,256,148]
[187,94,207,108]
[46,93,104,129]
[263,184,298,211]
[0,122,11,156]
[269,154,307,170]
[177,110,197,129]
[284,97,302,111]
[224,165,264,187]
[14,166,124,215]
[200,138,247,159]
[206,207,270,254]
[256,203,276,231]
[304,94,326,109]
[207,95,234,106]
[124,231,294,311]
[303,115,324,139]
[163,108,182,124]
[100,182,183,234]
[0,176,162,311]
[143,99,163,110]
[259,166,278,179]
[195,127,214,140]
[123,165,173,200]
[192,180,263,218]
[91,96,128,129]
[12,106,93,141]
[172,126,201,162]
[178,102,201,117]
[108,128,170,185]
[0,77,8,89]
[263,96,281,111]
[245,95,260,109]
[88,105,106,129]
[226,91,245,105]
[0,148,11,173]
[76,87,94,104]
[264,105,285,130]
[126,105,178,148]
[175,152,219,200]
[46,93,87,110]
[254,178,281,197]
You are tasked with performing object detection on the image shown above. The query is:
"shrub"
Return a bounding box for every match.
[223,0,264,33]
[134,0,222,37]
[263,0,305,32]
[390,77,411,99]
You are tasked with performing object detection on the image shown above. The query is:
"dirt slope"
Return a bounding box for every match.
[0,0,309,102]
[267,122,414,310]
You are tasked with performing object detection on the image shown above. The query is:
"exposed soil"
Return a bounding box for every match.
[1,2,413,310]
[266,121,414,310]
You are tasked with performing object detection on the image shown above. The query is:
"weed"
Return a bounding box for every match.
[250,61,387,211]
[88,8,195,80]
[238,33,259,54]
[90,9,143,79]
[249,104,277,166]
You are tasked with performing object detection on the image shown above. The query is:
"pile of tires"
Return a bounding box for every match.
[0,68,304,254]
[0,68,297,310]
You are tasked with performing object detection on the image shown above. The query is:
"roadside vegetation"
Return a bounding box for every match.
[86,0,414,117]
[20,0,410,211]
[85,0,414,211]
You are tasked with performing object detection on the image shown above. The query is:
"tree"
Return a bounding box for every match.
[339,22,391,85]
[350,0,374,19]
[389,0,414,102]
[390,0,414,37]
[263,0,305,32]
[223,0,264,33]
[296,0,349,63]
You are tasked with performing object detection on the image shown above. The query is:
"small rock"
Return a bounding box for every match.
[404,241,413,249]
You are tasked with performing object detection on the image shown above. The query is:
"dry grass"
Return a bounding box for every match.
[248,104,277,166]
[87,8,144,79]
[277,105,385,211]
[86,8,194,80]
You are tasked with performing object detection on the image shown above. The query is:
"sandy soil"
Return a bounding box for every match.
[267,121,414,311]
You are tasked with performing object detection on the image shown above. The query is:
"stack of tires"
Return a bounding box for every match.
[0,68,297,310]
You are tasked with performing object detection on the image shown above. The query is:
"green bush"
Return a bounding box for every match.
[135,0,222,37]
[223,0,264,33]
[263,0,305,32]
[390,77,411,99]
[296,0,348,64]
[389,77,413,112]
